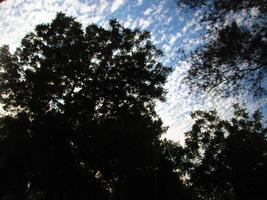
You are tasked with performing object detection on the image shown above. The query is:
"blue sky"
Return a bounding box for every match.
[0,0,265,143]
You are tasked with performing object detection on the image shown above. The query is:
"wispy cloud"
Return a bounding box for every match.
[136,0,143,6]
[0,0,264,144]
[111,0,125,13]
[138,17,152,29]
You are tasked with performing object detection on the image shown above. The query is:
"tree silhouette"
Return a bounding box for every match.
[0,13,190,200]
[177,0,267,97]
[182,105,267,200]
[177,0,267,20]
[185,22,267,97]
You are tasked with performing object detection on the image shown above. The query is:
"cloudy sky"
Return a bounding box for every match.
[0,0,265,143]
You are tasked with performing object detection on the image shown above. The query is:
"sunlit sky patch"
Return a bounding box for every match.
[0,0,265,144]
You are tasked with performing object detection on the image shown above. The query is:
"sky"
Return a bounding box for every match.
[0,0,266,144]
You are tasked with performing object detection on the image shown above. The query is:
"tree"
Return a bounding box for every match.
[182,105,267,200]
[177,0,267,20]
[0,13,189,200]
[177,0,267,97]
[185,22,267,97]
[112,139,191,200]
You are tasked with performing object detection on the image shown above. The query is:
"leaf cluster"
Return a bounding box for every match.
[183,105,267,199]
[178,0,267,97]
[0,13,190,200]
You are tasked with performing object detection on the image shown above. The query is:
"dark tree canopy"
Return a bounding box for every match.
[2,7,266,200]
[177,0,267,16]
[0,13,170,116]
[185,22,267,96]
[182,105,267,200]
[177,0,267,97]
[0,13,192,200]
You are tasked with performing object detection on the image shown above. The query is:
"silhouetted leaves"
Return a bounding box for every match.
[185,22,267,96]
[178,0,267,97]
[183,105,267,200]
[0,13,186,200]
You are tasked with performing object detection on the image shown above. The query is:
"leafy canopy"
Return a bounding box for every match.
[0,12,183,200]
[182,105,267,200]
[177,0,267,97]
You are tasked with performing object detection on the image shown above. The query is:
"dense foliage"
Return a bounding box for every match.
[1,8,266,200]
[177,0,267,97]
[182,105,267,200]
[176,2,267,199]
[0,13,192,200]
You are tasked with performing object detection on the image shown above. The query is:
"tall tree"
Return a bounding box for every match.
[182,105,267,200]
[0,13,189,200]
[177,0,267,97]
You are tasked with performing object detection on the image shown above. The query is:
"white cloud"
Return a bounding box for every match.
[98,0,109,13]
[0,0,113,51]
[111,0,125,13]
[182,18,196,34]
[136,0,143,6]
[123,15,134,28]
[138,17,152,29]
[144,8,152,15]
[153,1,165,15]
[1,0,264,144]
[169,32,182,45]
[78,3,97,14]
